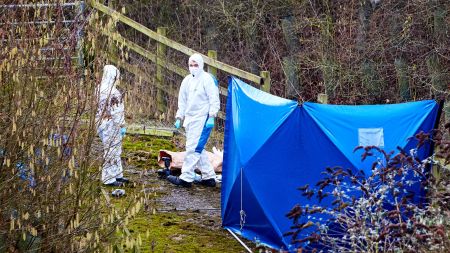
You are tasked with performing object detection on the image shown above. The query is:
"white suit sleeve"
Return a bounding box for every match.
[175,78,188,120]
[205,76,220,117]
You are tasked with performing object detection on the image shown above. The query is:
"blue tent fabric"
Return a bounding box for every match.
[302,101,438,174]
[221,77,298,221]
[221,76,439,251]
[229,77,298,165]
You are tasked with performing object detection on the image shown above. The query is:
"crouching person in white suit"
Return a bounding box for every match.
[168,53,220,188]
[96,65,129,187]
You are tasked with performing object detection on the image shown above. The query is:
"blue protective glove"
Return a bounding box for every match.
[206,117,215,128]
[120,127,126,137]
[174,119,181,129]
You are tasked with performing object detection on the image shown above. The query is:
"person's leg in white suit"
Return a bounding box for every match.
[169,117,216,187]
[99,120,124,185]
[197,150,216,180]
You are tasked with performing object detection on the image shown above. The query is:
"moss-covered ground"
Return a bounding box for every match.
[109,134,250,253]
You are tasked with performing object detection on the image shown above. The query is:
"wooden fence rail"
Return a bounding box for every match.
[89,0,269,86]
[89,0,272,110]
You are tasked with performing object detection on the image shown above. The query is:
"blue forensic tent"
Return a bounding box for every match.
[221,77,440,251]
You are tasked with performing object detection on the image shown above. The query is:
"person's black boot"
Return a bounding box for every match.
[194,178,216,187]
[167,175,192,188]
[116,177,130,183]
[104,181,125,187]
[157,168,170,178]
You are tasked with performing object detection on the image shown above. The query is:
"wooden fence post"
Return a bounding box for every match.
[260,71,271,93]
[317,93,328,104]
[156,27,167,113]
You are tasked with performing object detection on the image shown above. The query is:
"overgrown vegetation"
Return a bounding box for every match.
[0,1,240,252]
[0,2,144,252]
[114,0,449,104]
[286,129,450,252]
[1,0,449,252]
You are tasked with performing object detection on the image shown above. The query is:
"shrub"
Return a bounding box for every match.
[286,129,450,252]
[0,2,143,252]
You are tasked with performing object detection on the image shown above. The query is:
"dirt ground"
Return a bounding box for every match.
[118,135,260,253]
[129,166,223,229]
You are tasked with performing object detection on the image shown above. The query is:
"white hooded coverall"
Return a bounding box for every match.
[96,65,125,184]
[176,54,220,182]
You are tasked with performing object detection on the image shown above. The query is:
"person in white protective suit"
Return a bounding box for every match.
[167,53,220,188]
[96,65,129,187]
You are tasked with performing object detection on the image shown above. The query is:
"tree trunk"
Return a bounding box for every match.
[429,0,449,120]
[394,58,410,101]
[357,0,382,103]
[320,0,338,101]
[281,15,300,99]
[246,25,260,75]
[390,2,411,102]
[361,60,381,101]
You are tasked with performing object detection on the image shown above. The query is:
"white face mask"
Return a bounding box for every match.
[189,66,201,77]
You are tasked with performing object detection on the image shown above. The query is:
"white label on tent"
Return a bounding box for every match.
[358,128,384,147]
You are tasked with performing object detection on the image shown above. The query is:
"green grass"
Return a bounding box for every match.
[122,135,175,169]
[109,134,246,253]
[119,212,245,253]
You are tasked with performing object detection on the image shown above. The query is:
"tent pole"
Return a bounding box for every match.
[226,228,253,253]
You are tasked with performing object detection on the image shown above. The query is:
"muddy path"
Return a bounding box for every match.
[119,135,260,253]
[130,166,223,229]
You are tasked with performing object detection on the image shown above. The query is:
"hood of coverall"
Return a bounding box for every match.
[100,65,120,94]
[188,53,204,77]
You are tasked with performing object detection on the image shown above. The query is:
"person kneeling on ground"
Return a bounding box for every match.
[168,53,220,188]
